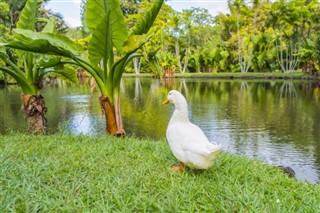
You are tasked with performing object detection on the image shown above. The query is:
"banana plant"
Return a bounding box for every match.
[0,0,78,134]
[143,47,162,78]
[3,0,164,136]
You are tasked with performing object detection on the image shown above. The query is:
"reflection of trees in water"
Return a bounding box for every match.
[235,82,261,156]
[0,86,27,133]
[239,81,251,104]
[149,79,161,95]
[310,83,320,178]
[129,78,161,104]
[78,76,89,85]
[314,108,320,180]
[120,78,126,94]
[179,79,189,97]
[278,81,297,101]
[314,84,320,101]
[302,81,320,101]
[133,78,142,102]
[240,81,249,92]
[163,77,175,90]
[119,78,168,139]
[49,77,59,87]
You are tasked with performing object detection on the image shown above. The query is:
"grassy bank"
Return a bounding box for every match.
[123,72,318,80]
[1,134,319,212]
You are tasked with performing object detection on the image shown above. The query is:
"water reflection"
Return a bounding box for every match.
[278,81,297,101]
[1,78,320,184]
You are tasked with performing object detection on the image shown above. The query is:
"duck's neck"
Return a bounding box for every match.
[171,102,190,123]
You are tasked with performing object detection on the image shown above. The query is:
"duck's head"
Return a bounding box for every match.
[162,90,188,111]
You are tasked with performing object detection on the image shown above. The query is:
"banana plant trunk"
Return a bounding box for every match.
[99,96,125,137]
[21,94,47,134]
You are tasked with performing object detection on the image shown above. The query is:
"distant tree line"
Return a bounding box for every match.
[1,0,320,80]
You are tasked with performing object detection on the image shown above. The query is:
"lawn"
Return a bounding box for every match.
[1,134,319,212]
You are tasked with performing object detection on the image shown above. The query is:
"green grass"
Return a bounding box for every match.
[1,134,320,212]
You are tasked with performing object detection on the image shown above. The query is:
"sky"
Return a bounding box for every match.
[45,0,229,28]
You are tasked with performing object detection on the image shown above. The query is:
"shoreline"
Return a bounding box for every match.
[123,72,319,81]
[0,72,318,86]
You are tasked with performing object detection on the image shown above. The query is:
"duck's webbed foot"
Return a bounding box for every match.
[169,162,184,172]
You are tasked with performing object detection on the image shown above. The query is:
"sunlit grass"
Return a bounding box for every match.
[1,134,319,212]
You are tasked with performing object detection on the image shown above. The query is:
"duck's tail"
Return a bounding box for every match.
[209,144,222,161]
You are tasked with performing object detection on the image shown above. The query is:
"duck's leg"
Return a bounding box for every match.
[179,162,184,171]
[170,162,184,172]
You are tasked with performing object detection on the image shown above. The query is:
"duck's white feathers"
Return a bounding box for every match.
[166,121,221,169]
[165,90,222,169]
[167,122,212,155]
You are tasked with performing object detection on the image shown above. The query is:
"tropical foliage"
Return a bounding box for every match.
[131,0,319,75]
[0,0,319,135]
[0,0,77,134]
[1,0,164,135]
[1,0,319,78]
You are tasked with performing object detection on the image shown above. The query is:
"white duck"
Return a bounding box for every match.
[162,90,222,171]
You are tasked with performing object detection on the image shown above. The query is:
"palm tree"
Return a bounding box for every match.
[0,0,78,134]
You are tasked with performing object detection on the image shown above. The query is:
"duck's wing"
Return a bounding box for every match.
[167,122,214,156]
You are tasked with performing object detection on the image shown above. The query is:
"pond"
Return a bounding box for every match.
[1,77,320,184]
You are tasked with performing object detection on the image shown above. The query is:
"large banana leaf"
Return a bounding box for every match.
[86,0,128,51]
[0,66,35,94]
[122,35,151,54]
[130,0,164,35]
[40,66,79,85]
[88,12,113,69]
[16,0,38,31]
[15,0,39,78]
[51,67,79,84]
[3,29,103,80]
[0,50,35,94]
[38,57,63,68]
[1,29,105,91]
[112,34,151,85]
[38,57,79,85]
[5,29,83,57]
[112,52,140,86]
[41,17,56,33]
[112,0,164,86]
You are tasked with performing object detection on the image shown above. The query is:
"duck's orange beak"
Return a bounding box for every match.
[162,99,169,105]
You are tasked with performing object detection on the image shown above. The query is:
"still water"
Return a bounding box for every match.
[1,78,320,184]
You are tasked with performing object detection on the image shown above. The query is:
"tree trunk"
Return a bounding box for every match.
[175,39,182,73]
[236,9,255,73]
[99,96,125,137]
[114,94,125,136]
[21,94,47,134]
[182,49,189,73]
[276,36,299,73]
[182,37,190,73]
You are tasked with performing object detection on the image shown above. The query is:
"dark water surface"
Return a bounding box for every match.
[1,78,320,184]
